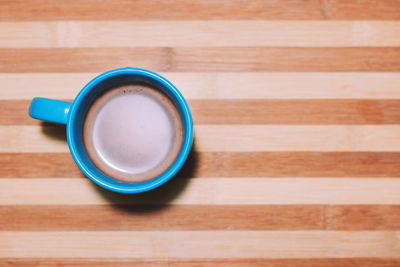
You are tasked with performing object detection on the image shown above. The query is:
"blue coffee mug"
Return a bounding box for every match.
[29,68,193,193]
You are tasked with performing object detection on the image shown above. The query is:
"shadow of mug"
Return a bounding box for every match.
[41,122,66,140]
[92,145,198,213]
[41,121,198,213]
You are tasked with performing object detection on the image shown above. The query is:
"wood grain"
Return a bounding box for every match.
[190,99,400,124]
[1,47,400,72]
[1,178,400,205]
[1,0,400,262]
[219,98,397,125]
[171,47,400,72]
[1,231,399,258]
[3,125,400,152]
[2,21,400,47]
[0,153,81,178]
[327,0,400,20]
[0,48,169,73]
[0,205,324,231]
[2,205,400,231]
[4,99,400,125]
[1,0,399,20]
[193,125,400,152]
[326,205,400,230]
[1,258,400,267]
[3,152,400,178]
[3,73,400,100]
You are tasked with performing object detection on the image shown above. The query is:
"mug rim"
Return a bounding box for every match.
[66,68,193,193]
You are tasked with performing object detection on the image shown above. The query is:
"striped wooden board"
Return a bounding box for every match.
[1,0,400,266]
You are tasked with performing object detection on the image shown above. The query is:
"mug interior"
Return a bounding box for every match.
[66,69,192,193]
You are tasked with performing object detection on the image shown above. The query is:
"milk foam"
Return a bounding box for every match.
[84,85,182,182]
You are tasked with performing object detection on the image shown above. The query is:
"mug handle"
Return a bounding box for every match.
[29,97,72,124]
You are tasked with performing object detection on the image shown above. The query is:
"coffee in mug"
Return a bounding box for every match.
[83,83,183,182]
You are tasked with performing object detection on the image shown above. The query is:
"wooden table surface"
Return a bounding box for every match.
[1,0,400,266]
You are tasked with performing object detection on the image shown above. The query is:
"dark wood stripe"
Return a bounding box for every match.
[2,152,400,178]
[164,151,400,178]
[326,205,400,230]
[1,48,399,72]
[3,100,70,126]
[5,99,400,125]
[0,153,80,178]
[0,48,169,73]
[1,258,400,267]
[1,0,399,20]
[172,47,400,72]
[0,205,324,230]
[191,99,400,125]
[323,0,400,20]
[2,204,399,231]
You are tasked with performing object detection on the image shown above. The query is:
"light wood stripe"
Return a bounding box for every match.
[2,21,400,47]
[5,99,400,125]
[2,205,400,231]
[3,152,400,178]
[1,48,400,72]
[0,205,324,231]
[1,0,399,20]
[197,125,400,152]
[1,258,400,267]
[1,231,399,258]
[1,178,400,205]
[2,125,400,153]
[0,126,67,153]
[2,73,400,100]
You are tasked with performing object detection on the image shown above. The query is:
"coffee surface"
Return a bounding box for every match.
[83,84,183,182]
